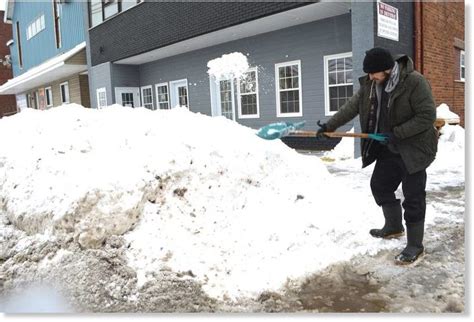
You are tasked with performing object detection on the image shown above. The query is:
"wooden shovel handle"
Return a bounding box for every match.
[289,131,370,139]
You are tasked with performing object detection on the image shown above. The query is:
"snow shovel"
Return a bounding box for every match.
[256,121,390,143]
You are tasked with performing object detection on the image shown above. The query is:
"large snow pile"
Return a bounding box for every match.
[0,104,407,301]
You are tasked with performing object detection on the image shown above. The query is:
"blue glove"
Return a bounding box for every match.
[379,132,398,145]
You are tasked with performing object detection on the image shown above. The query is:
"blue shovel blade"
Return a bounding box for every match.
[256,121,306,140]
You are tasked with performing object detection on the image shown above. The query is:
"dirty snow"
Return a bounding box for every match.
[0,102,465,313]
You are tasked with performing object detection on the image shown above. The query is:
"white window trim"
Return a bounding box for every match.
[45,86,53,107]
[460,50,465,82]
[96,87,107,109]
[155,82,170,109]
[275,60,303,118]
[237,67,260,119]
[140,85,155,110]
[60,81,70,104]
[323,52,353,116]
[169,79,190,109]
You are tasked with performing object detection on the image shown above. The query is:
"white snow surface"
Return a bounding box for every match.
[436,103,460,122]
[207,52,249,81]
[0,104,465,301]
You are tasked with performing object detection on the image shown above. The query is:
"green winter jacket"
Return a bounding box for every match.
[326,55,437,174]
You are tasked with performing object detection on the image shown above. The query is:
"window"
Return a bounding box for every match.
[89,0,141,28]
[178,86,188,107]
[170,79,189,108]
[15,22,23,68]
[89,0,103,27]
[104,0,119,19]
[122,93,134,107]
[324,52,353,116]
[238,68,259,118]
[219,79,234,120]
[45,87,53,107]
[97,87,107,109]
[60,82,70,104]
[26,14,46,40]
[275,61,302,117]
[156,83,169,109]
[53,0,61,48]
[141,85,154,110]
[460,50,465,81]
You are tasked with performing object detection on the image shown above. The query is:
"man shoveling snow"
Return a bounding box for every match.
[316,47,437,265]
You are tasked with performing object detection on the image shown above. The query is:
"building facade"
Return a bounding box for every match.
[0,10,17,117]
[84,1,418,139]
[0,0,90,110]
[0,1,465,147]
[414,1,465,127]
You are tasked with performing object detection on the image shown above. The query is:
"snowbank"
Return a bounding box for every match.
[0,104,400,301]
[0,103,464,301]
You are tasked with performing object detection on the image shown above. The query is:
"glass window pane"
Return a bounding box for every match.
[336,59,345,71]
[328,59,336,72]
[329,87,337,99]
[90,0,103,27]
[345,70,353,84]
[122,0,136,11]
[291,65,299,77]
[338,86,346,98]
[292,76,299,88]
[279,67,285,79]
[347,86,353,97]
[104,2,119,19]
[330,98,338,112]
[336,71,345,84]
[329,72,337,85]
[345,57,352,70]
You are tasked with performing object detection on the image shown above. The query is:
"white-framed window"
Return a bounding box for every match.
[96,87,107,109]
[45,86,53,107]
[140,85,154,110]
[219,78,235,120]
[60,81,70,104]
[324,52,353,116]
[155,83,169,109]
[169,79,189,108]
[26,14,45,40]
[237,67,259,119]
[275,60,302,117]
[460,50,465,81]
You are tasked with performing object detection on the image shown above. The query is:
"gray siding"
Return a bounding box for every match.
[111,64,140,88]
[136,14,353,132]
[89,62,113,108]
[89,1,311,66]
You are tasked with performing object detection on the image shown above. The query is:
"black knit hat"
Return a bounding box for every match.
[363,47,394,73]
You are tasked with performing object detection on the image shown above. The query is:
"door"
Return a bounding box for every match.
[209,77,236,120]
[169,79,189,109]
[115,87,140,107]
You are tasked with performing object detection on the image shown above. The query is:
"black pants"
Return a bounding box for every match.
[370,147,427,224]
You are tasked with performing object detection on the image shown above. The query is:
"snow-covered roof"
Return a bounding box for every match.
[0,42,87,95]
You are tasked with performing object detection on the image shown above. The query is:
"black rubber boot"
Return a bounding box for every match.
[370,202,405,239]
[395,221,425,265]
